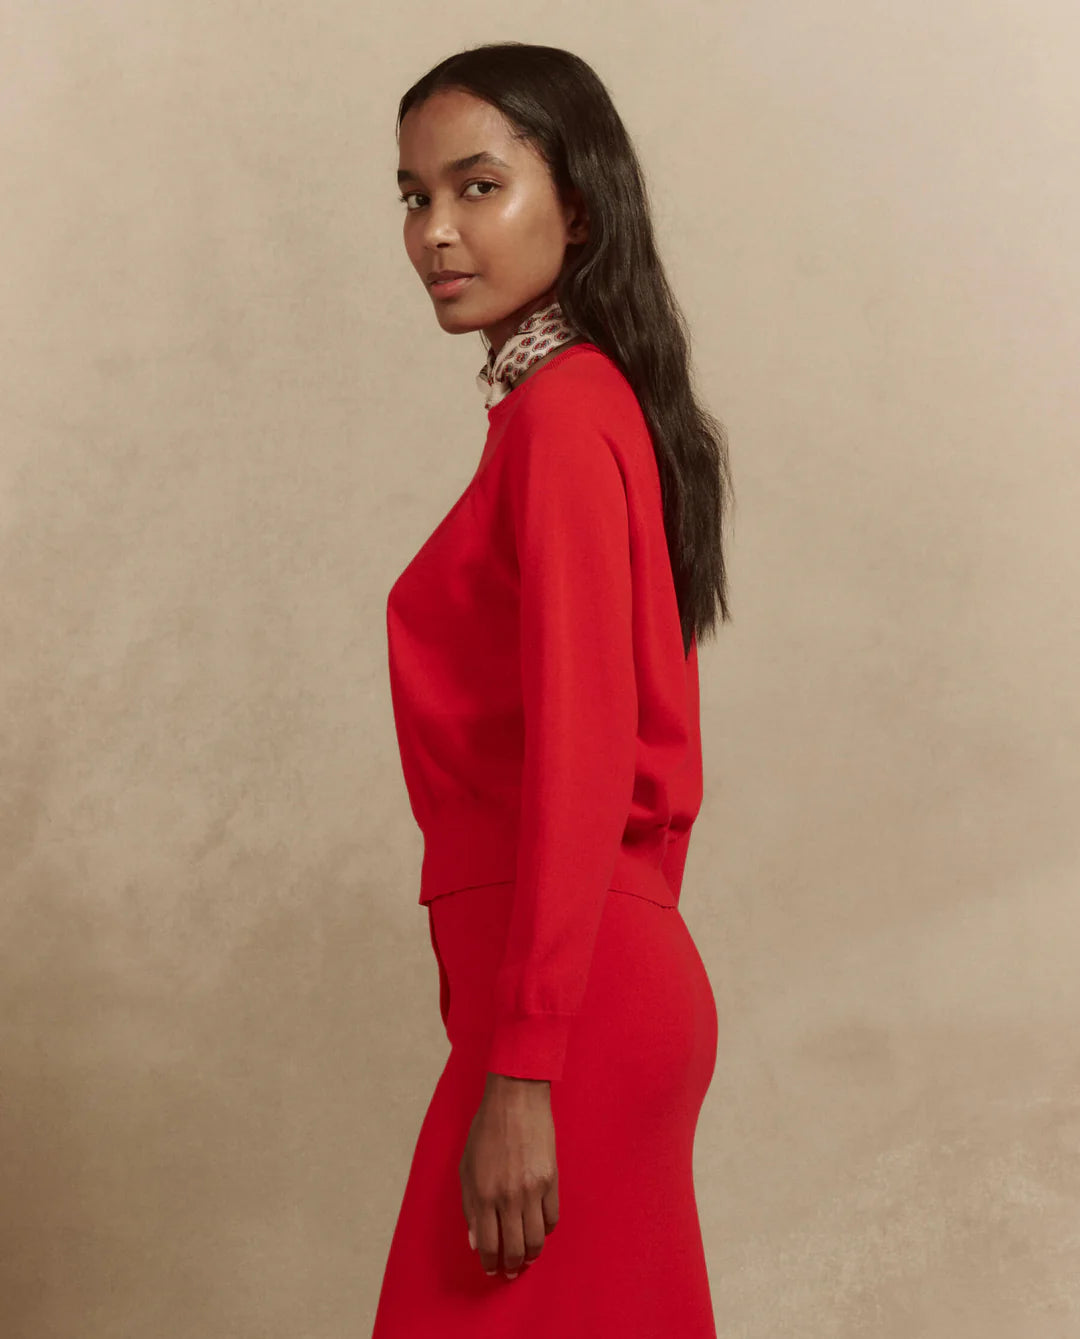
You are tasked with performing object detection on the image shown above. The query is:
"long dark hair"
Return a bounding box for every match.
[396,42,733,656]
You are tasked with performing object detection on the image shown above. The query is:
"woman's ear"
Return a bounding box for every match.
[563,187,590,247]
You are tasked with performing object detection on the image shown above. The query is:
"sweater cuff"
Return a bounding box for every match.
[486,1012,575,1082]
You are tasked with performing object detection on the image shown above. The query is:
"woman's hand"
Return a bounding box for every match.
[459,1071,560,1280]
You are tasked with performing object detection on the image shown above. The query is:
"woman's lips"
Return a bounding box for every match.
[430,274,475,298]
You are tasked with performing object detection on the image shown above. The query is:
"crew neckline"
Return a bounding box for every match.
[486,342,601,418]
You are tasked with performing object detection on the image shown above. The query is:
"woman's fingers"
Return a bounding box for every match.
[542,1176,560,1236]
[475,1201,501,1276]
[521,1192,548,1268]
[469,1193,545,1280]
[499,1199,527,1277]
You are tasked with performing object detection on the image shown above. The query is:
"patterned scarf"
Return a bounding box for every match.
[475,299,581,411]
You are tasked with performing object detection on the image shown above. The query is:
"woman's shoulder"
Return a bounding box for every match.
[515,343,646,439]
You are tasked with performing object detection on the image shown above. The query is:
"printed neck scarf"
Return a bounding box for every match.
[475,300,581,411]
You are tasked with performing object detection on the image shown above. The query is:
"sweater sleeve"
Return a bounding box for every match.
[486,408,638,1082]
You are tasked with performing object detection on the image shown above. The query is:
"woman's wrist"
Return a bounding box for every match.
[486,1071,552,1092]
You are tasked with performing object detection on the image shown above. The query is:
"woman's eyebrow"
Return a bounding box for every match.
[396,151,512,186]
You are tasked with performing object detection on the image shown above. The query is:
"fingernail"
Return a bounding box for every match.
[506,1272,518,1280]
[468,1228,476,1250]
[485,1269,497,1276]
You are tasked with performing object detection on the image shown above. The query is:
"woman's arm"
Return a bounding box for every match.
[487,403,637,1082]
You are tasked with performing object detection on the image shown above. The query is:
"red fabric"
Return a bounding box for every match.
[370,883,719,1337]
[385,343,704,1082]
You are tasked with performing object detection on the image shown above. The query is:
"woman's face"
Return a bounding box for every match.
[396,89,588,355]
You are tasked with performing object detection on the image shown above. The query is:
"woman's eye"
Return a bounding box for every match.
[398,181,498,210]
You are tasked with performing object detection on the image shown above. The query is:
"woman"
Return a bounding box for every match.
[373,41,733,1337]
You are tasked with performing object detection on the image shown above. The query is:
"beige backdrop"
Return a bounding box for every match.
[2,2,1078,1336]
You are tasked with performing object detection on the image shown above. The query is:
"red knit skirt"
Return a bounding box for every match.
[370,882,719,1337]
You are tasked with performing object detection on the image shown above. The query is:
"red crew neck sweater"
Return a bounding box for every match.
[385,342,703,1081]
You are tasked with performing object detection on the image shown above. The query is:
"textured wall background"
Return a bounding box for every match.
[1,2,1078,1335]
